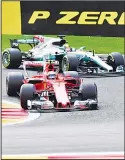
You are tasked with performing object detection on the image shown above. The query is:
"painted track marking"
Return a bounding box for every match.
[2,152,124,159]
[2,100,40,126]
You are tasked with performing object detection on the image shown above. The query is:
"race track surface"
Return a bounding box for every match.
[2,67,124,154]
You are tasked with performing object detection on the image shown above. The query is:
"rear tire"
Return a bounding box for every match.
[6,72,24,96]
[107,52,124,71]
[63,71,80,88]
[62,54,79,72]
[79,82,98,110]
[20,84,36,110]
[63,71,79,78]
[2,48,22,69]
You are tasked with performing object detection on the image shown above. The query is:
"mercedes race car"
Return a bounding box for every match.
[6,60,98,111]
[2,35,125,74]
[2,35,67,71]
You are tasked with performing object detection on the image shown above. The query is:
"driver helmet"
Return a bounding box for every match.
[47,71,57,80]
[63,44,71,52]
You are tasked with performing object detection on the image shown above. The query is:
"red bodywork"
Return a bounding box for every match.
[23,61,81,108]
[33,35,44,43]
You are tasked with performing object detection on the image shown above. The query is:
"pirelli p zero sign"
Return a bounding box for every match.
[20,1,125,37]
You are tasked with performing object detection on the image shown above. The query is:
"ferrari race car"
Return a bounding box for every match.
[6,60,98,111]
[2,35,125,74]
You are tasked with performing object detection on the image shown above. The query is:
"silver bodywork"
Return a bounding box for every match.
[29,38,66,58]
[28,37,124,73]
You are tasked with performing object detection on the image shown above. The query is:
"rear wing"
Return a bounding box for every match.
[9,38,39,49]
[23,60,60,78]
[57,35,66,39]
[9,35,44,49]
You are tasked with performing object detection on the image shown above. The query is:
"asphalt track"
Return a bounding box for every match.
[2,66,124,155]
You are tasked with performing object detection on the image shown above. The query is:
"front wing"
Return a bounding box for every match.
[27,99,98,112]
[78,54,125,76]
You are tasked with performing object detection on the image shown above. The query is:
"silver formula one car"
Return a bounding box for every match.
[62,49,125,74]
[2,35,67,71]
[2,35,125,75]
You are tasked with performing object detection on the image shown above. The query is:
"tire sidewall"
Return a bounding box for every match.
[6,72,24,96]
[2,48,22,69]
[62,54,79,72]
[79,82,98,101]
[107,52,124,71]
[20,84,36,110]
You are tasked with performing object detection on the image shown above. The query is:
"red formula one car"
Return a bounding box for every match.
[6,60,98,112]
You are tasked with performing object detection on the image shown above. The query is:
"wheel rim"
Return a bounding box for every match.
[107,55,116,71]
[62,58,69,72]
[107,55,115,64]
[3,52,10,67]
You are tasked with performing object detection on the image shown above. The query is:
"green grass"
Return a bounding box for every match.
[2,34,124,54]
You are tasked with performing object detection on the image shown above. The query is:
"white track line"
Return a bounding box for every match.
[2,100,21,106]
[2,151,124,156]
[2,100,40,126]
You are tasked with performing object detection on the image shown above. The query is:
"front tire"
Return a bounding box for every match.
[6,72,24,96]
[107,52,124,71]
[62,54,79,72]
[2,48,22,69]
[20,84,36,110]
[79,82,98,110]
